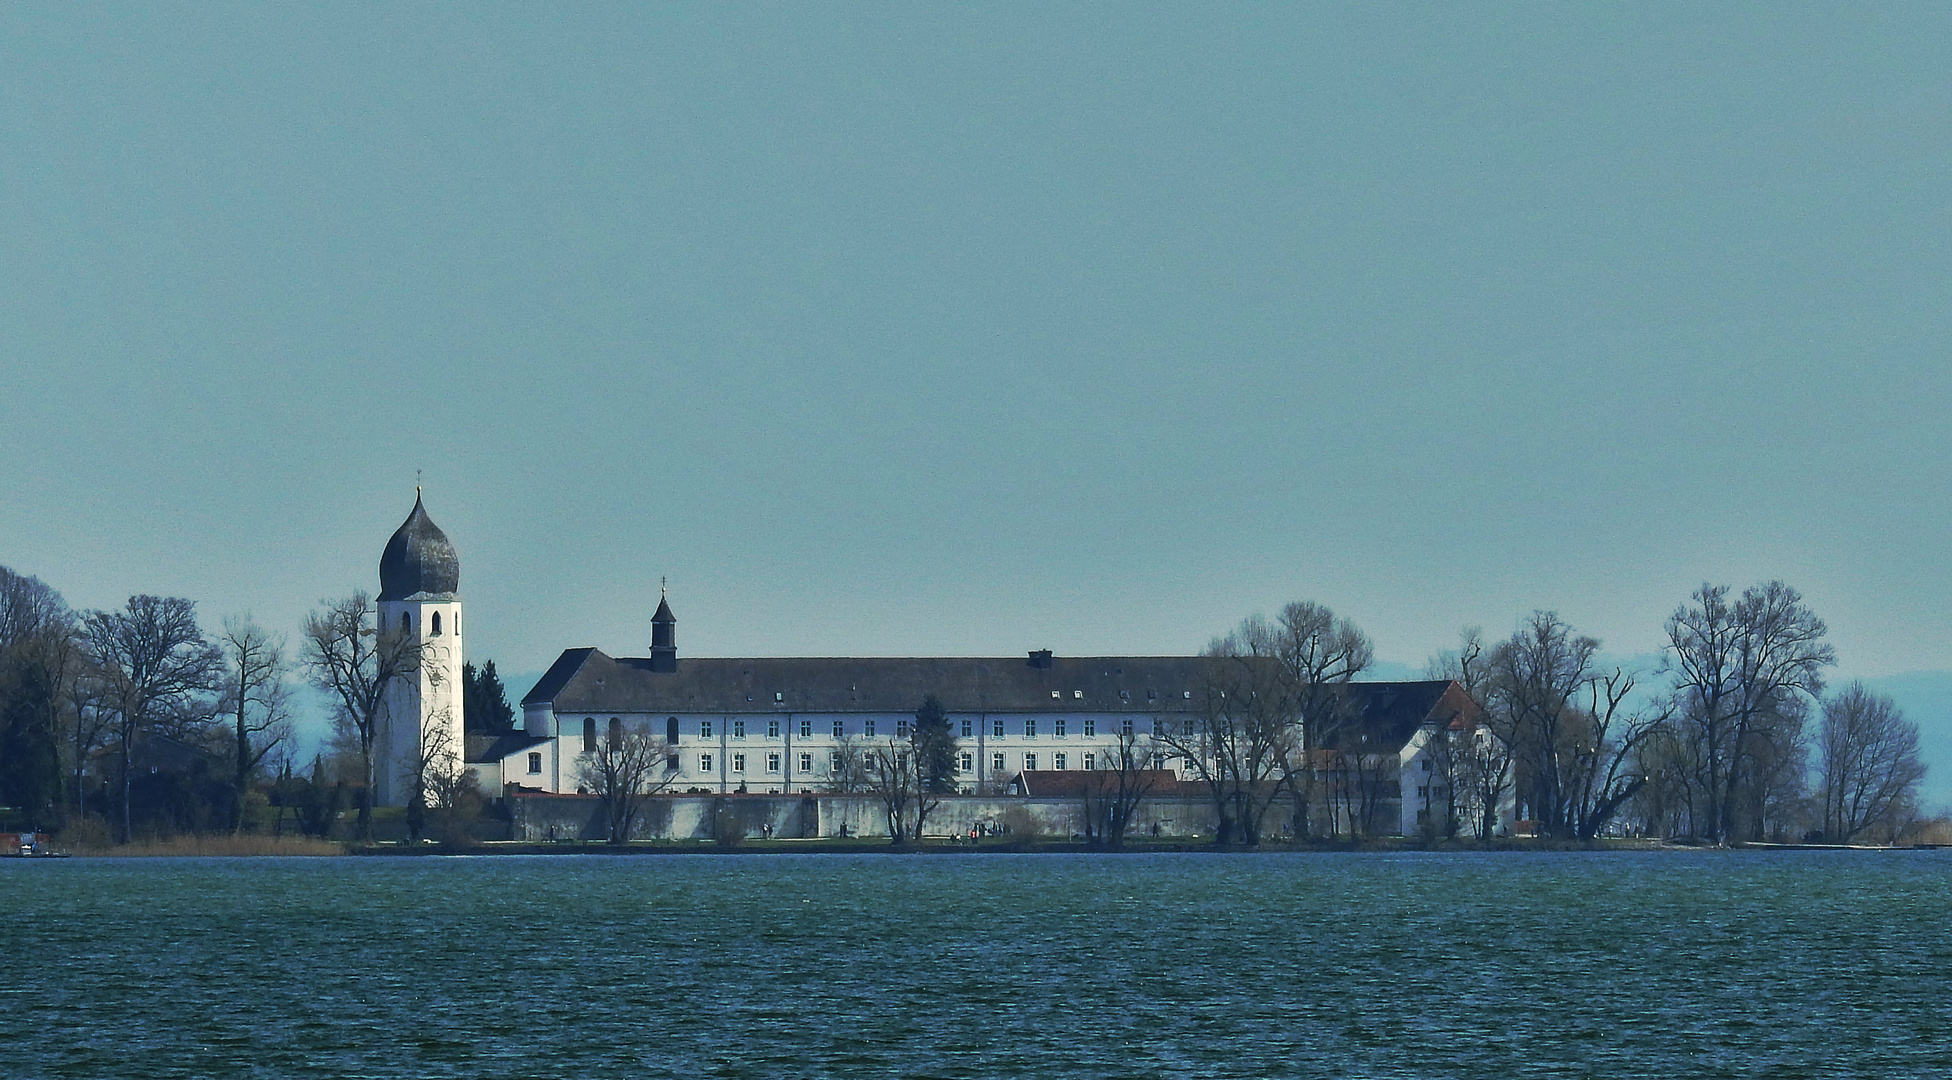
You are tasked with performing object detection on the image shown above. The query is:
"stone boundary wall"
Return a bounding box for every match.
[507,791,1222,842]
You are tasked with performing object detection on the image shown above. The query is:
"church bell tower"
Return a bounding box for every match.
[374,489,466,807]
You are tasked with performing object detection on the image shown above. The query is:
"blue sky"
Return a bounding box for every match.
[4,6,1950,795]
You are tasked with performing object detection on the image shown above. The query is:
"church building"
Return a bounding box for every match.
[369,492,1506,837]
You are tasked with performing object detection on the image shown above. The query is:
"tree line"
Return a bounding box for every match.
[3,560,1928,849]
[1166,582,1926,846]
[0,566,518,845]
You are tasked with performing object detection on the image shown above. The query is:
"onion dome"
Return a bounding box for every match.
[378,490,459,600]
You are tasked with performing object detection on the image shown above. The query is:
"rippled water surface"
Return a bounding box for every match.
[3,850,1948,1078]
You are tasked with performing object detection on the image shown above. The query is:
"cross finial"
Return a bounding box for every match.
[661,575,667,598]
[415,468,423,494]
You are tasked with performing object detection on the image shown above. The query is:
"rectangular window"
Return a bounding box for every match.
[865,719,876,737]
[1054,752,1067,770]
[960,718,972,737]
[1082,753,1095,771]
[829,751,842,771]
[700,753,714,772]
[959,752,973,772]
[832,719,845,737]
[1421,759,1433,772]
[992,752,1004,773]
[897,718,910,737]
[1083,718,1095,737]
[732,753,745,773]
[767,719,780,739]
[993,718,1005,738]
[527,752,542,774]
[767,753,781,773]
[1054,718,1066,737]
[1417,785,1429,797]
[1024,753,1037,771]
[1121,718,1134,737]
[700,719,713,738]
[800,718,812,738]
[799,752,813,772]
[733,719,746,738]
[1025,719,1037,737]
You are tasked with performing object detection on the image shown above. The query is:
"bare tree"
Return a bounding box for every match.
[420,720,484,845]
[1817,683,1925,843]
[82,596,222,843]
[1272,601,1372,838]
[1081,728,1160,848]
[1428,629,1512,840]
[1664,581,1833,843]
[865,738,935,843]
[821,734,873,794]
[1482,611,1601,837]
[1564,668,1665,840]
[1155,619,1296,846]
[0,566,78,827]
[576,718,676,843]
[301,592,424,841]
[218,616,291,834]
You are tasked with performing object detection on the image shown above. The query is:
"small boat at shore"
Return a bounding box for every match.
[0,832,69,858]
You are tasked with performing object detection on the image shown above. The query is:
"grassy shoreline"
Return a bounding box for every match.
[41,835,1942,858]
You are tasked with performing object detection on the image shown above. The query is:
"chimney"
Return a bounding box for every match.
[1027,649,1053,670]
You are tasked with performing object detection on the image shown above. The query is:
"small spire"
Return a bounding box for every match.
[661,575,667,598]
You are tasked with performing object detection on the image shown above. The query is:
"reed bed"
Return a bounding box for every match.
[74,834,348,857]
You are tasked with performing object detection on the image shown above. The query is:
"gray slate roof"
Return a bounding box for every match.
[1319,680,1479,751]
[524,649,1214,715]
[466,731,553,765]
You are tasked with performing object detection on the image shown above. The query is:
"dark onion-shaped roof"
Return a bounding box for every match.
[378,492,459,600]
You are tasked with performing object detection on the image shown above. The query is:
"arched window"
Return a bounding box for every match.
[430,612,442,636]
[608,717,623,751]
[666,716,680,744]
[401,612,411,633]
[582,717,597,753]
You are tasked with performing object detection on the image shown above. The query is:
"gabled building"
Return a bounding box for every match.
[492,620,1216,795]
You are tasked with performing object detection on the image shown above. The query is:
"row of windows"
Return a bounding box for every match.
[580,715,1146,744]
[749,688,1196,704]
[532,744,1171,779]
[629,749,1165,776]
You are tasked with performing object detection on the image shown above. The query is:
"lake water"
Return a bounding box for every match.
[2,850,1947,1078]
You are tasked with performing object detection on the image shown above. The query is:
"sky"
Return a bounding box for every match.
[3,8,1950,735]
